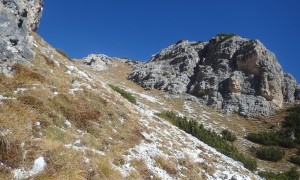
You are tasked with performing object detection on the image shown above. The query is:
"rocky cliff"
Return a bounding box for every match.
[129,34,299,117]
[0,0,43,76]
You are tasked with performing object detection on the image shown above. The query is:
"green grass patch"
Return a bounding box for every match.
[156,111,257,171]
[108,84,137,105]
[258,168,299,180]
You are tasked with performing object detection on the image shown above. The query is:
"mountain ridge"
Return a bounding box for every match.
[129,34,299,117]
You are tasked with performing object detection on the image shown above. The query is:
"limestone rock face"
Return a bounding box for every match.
[295,85,300,100]
[129,34,299,117]
[83,54,114,71]
[0,0,43,76]
[1,0,43,31]
[129,40,207,94]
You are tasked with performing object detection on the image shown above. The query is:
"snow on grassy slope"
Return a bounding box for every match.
[115,103,262,179]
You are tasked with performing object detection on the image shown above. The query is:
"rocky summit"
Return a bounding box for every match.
[129,34,299,117]
[0,0,43,76]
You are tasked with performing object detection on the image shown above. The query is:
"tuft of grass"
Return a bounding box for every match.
[108,84,137,105]
[0,137,23,168]
[156,111,257,171]
[12,63,46,83]
[155,157,178,176]
[258,168,299,180]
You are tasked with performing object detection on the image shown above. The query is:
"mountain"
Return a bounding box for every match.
[0,0,299,179]
[129,35,300,117]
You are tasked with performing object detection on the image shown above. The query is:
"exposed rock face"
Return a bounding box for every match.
[0,0,43,76]
[83,54,114,71]
[129,35,299,117]
[295,85,300,100]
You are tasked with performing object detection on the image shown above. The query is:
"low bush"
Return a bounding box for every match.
[290,155,300,165]
[156,111,257,171]
[221,129,237,142]
[56,48,71,60]
[254,146,285,162]
[245,131,295,148]
[283,105,300,142]
[258,168,299,180]
[216,33,237,43]
[108,84,137,105]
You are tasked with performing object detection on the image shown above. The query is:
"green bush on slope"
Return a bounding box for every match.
[108,84,137,105]
[156,111,257,171]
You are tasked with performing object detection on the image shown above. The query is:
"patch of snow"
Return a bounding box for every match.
[0,95,16,105]
[0,129,11,136]
[66,65,91,81]
[14,88,27,94]
[138,93,159,103]
[64,140,105,156]
[183,101,195,115]
[117,101,262,180]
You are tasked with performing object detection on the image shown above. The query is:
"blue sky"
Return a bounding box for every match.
[38,1,300,82]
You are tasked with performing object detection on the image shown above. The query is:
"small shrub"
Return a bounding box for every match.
[56,48,71,60]
[216,33,237,43]
[290,155,300,165]
[283,105,300,142]
[221,129,237,142]
[108,84,137,105]
[259,168,299,180]
[175,39,187,45]
[246,131,295,148]
[255,146,285,162]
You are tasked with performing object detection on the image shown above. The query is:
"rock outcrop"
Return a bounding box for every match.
[83,54,114,71]
[0,0,43,76]
[129,34,299,117]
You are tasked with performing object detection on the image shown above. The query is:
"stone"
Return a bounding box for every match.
[0,0,43,76]
[129,34,298,117]
[295,85,300,100]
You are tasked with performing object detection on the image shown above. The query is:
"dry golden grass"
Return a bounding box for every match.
[0,33,145,179]
[154,156,178,176]
[128,159,159,180]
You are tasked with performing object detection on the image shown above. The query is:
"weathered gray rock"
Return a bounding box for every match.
[83,54,114,71]
[295,85,300,100]
[0,0,43,76]
[129,34,298,117]
[129,40,207,94]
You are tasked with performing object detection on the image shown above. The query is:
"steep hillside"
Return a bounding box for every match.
[1,0,300,179]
